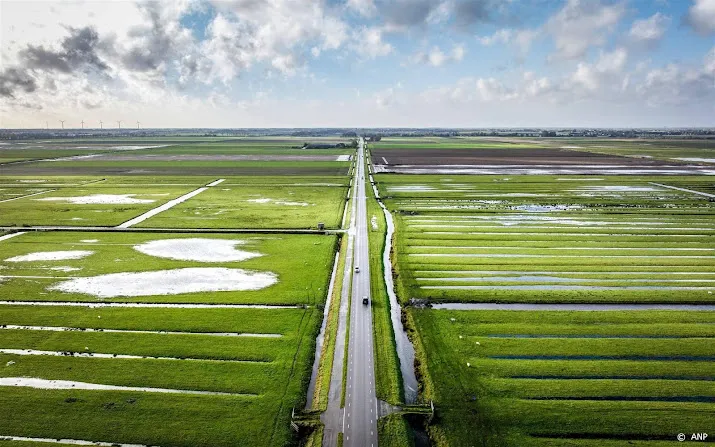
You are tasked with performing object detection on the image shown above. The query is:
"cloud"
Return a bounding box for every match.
[453,0,491,29]
[409,44,465,66]
[477,27,539,56]
[628,12,670,48]
[383,0,441,30]
[0,68,38,98]
[20,26,108,73]
[352,27,393,58]
[202,0,349,80]
[637,47,715,105]
[684,0,715,35]
[545,0,626,60]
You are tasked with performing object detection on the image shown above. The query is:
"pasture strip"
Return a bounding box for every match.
[410,254,715,258]
[0,348,270,363]
[431,303,715,310]
[0,325,281,337]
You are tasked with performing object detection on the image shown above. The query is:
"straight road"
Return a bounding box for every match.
[343,138,378,446]
[321,138,378,446]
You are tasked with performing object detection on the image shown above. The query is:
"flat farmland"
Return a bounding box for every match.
[137,183,347,229]
[0,230,336,446]
[369,138,715,175]
[412,309,715,446]
[0,231,336,305]
[1,139,353,176]
[0,181,200,227]
[370,139,715,447]
[379,175,715,304]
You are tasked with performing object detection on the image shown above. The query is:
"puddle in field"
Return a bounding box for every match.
[247,198,310,206]
[48,267,277,298]
[512,204,581,212]
[572,185,661,192]
[134,238,262,262]
[37,194,155,204]
[386,185,441,192]
[47,266,82,272]
[673,158,715,164]
[0,377,249,396]
[0,435,151,447]
[5,250,93,262]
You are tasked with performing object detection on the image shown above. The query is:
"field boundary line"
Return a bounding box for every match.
[649,182,715,198]
[0,226,342,234]
[0,301,304,309]
[116,187,208,228]
[0,189,56,203]
[0,232,26,243]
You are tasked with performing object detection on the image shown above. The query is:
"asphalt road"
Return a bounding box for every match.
[343,138,378,446]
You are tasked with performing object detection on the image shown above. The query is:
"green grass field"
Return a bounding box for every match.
[376,174,715,304]
[138,184,347,229]
[0,231,336,445]
[0,231,336,304]
[372,139,715,447]
[411,309,715,446]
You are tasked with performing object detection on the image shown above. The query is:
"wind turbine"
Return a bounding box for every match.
[99,120,103,129]
[45,121,48,130]
[117,120,122,129]
[59,120,65,129]
[136,121,140,129]
[81,120,85,129]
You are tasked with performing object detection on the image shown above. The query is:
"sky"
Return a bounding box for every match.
[0,0,714,128]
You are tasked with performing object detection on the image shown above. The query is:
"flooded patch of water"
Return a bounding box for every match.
[134,238,262,263]
[0,377,254,396]
[37,194,155,205]
[48,268,277,298]
[6,250,94,262]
